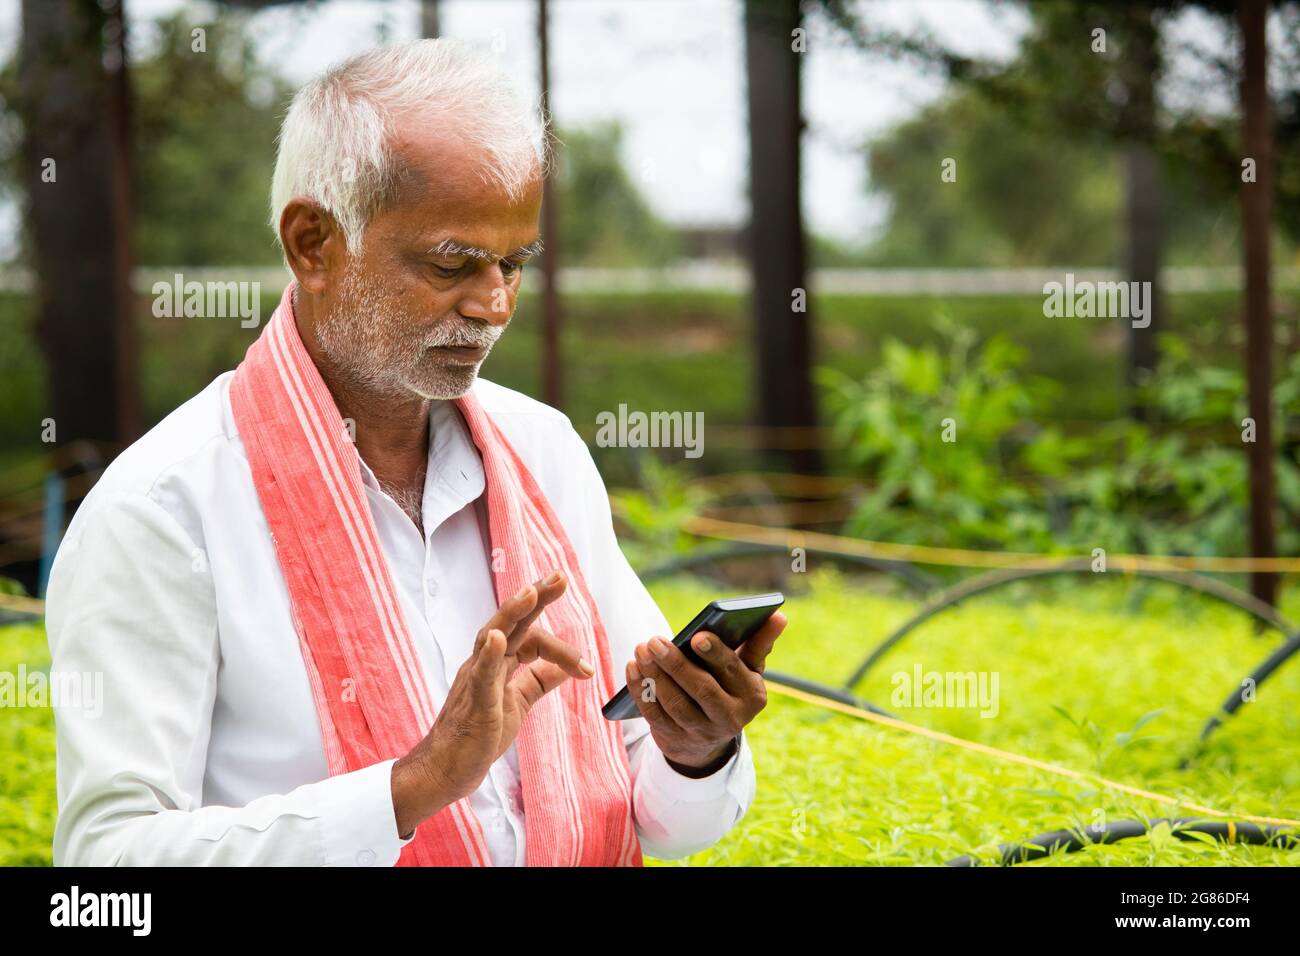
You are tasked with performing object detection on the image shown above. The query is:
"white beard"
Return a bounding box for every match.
[315,260,505,400]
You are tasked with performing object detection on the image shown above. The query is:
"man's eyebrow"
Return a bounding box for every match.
[425,238,545,260]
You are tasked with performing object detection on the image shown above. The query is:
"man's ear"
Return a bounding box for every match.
[279,198,347,295]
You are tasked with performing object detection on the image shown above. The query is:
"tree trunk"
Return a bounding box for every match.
[420,0,440,38]
[537,0,562,410]
[20,0,137,450]
[1120,5,1163,420]
[1238,0,1278,608]
[744,0,820,474]
[105,0,139,444]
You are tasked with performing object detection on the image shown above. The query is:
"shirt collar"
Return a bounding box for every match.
[353,400,486,534]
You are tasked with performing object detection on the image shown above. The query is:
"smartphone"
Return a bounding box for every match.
[601,592,785,720]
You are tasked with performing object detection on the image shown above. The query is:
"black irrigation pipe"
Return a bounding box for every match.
[946,818,1300,866]
[762,669,899,718]
[760,672,1299,866]
[761,673,1300,866]
[846,558,1295,687]
[1198,629,1300,745]
[637,541,939,594]
[841,558,1300,747]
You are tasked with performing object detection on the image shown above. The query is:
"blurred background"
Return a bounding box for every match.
[1,0,1298,867]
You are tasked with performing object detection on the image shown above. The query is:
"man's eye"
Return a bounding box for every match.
[501,259,526,277]
[429,261,465,278]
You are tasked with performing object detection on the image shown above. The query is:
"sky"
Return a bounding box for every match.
[0,0,1244,257]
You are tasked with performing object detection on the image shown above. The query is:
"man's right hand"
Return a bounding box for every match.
[389,569,593,838]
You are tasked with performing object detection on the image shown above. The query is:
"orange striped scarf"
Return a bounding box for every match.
[229,282,642,866]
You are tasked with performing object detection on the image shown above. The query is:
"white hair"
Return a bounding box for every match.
[269,38,550,258]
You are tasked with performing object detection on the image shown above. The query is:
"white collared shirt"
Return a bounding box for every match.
[45,372,755,866]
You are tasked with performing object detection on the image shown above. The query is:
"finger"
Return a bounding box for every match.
[505,571,569,653]
[476,584,538,651]
[626,659,680,732]
[518,570,569,629]
[634,643,712,732]
[515,627,595,680]
[737,611,787,675]
[470,628,506,708]
[508,659,572,710]
[481,570,567,656]
[685,630,755,697]
[642,636,737,728]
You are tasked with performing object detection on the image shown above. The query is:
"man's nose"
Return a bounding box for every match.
[456,264,514,326]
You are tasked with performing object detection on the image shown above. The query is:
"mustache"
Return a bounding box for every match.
[422,321,504,350]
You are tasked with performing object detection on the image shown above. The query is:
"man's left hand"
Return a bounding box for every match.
[626,611,787,775]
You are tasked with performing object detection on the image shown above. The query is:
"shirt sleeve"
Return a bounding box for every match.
[566,427,757,860]
[45,490,417,866]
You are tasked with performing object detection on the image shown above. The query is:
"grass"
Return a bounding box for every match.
[3,569,1298,867]
[0,622,57,867]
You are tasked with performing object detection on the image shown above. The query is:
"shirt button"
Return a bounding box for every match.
[356,848,376,866]
[425,578,438,597]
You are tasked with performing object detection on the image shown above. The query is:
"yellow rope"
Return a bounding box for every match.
[687,515,1300,574]
[764,681,1300,829]
[0,593,45,616]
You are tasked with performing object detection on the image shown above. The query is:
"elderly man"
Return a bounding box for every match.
[46,38,785,866]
